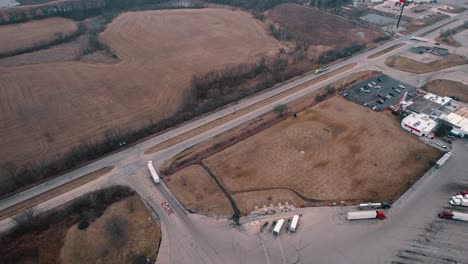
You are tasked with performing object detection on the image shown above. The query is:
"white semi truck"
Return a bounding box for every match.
[357,202,391,210]
[273,219,285,235]
[410,36,429,42]
[346,211,386,220]
[147,160,160,184]
[450,197,468,207]
[439,211,468,222]
[435,152,451,169]
[289,215,299,232]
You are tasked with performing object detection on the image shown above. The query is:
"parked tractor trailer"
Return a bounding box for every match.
[438,211,468,222]
[450,196,468,207]
[346,211,386,220]
[357,202,391,210]
[273,219,285,235]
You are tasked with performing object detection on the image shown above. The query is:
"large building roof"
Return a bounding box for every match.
[405,93,451,115]
[402,113,438,133]
[442,112,468,131]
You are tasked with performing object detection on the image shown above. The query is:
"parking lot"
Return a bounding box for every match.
[342,74,417,111]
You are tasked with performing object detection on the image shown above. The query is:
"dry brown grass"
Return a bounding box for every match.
[368,43,406,59]
[268,4,384,48]
[385,54,467,74]
[164,165,233,216]
[0,9,278,173]
[0,17,77,54]
[423,79,468,102]
[203,96,440,204]
[62,196,160,264]
[403,13,450,33]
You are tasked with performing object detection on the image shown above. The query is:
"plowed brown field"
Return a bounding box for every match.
[0,9,278,171]
[204,96,440,203]
[0,17,77,54]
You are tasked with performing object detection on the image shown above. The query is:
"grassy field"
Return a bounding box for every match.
[268,4,383,47]
[204,96,440,204]
[385,54,467,74]
[0,8,278,174]
[0,17,77,55]
[164,165,233,216]
[423,79,468,102]
[62,196,160,264]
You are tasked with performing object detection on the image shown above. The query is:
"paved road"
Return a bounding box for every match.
[0,9,467,264]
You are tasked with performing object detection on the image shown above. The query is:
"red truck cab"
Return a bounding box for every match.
[376,211,386,219]
[438,211,453,219]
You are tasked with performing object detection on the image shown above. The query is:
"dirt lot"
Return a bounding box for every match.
[0,9,278,172]
[164,165,233,216]
[204,96,440,204]
[403,13,450,33]
[423,79,468,102]
[62,196,160,264]
[385,54,467,74]
[0,17,77,55]
[268,4,384,48]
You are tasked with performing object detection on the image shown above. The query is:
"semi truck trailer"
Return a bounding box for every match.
[147,160,160,184]
[289,215,299,232]
[346,211,386,220]
[357,202,391,210]
[450,197,468,207]
[410,36,429,42]
[438,211,468,222]
[273,219,285,235]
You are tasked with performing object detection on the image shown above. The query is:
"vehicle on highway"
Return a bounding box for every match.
[314,67,330,75]
[147,160,160,184]
[357,202,391,210]
[410,36,429,42]
[346,211,386,220]
[290,215,299,232]
[435,142,446,149]
[273,219,285,235]
[438,211,468,222]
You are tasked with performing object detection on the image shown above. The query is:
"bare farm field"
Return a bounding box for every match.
[423,79,468,102]
[164,95,440,214]
[0,17,77,55]
[385,54,467,74]
[268,4,385,49]
[0,8,278,174]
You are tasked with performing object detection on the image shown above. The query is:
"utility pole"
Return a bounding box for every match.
[396,0,409,29]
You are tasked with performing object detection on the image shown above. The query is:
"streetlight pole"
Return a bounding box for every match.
[396,0,407,29]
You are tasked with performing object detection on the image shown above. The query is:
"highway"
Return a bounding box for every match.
[0,8,467,264]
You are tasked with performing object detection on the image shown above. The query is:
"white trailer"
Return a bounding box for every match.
[147,160,160,184]
[273,219,285,235]
[410,36,429,42]
[290,215,299,232]
[450,198,468,207]
[346,211,386,220]
[439,211,468,222]
[435,152,451,168]
[357,202,391,210]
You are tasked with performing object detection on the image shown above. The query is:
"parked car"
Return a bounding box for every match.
[372,81,376,85]
[372,105,380,111]
[435,142,446,148]
[442,138,452,144]
[343,92,349,97]
[434,42,440,45]
[389,92,395,97]
[451,96,460,101]
[377,99,385,104]
[377,77,383,82]
[395,89,401,93]
[447,135,457,140]
[385,94,392,100]
[398,84,406,89]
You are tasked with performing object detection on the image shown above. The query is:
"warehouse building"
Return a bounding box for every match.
[403,92,452,115]
[440,112,468,138]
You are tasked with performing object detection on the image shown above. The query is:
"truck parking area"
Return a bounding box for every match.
[342,75,417,111]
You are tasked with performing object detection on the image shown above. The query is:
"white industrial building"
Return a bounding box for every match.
[401,113,438,137]
[440,112,468,138]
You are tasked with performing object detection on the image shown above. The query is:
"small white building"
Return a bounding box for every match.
[401,113,438,137]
